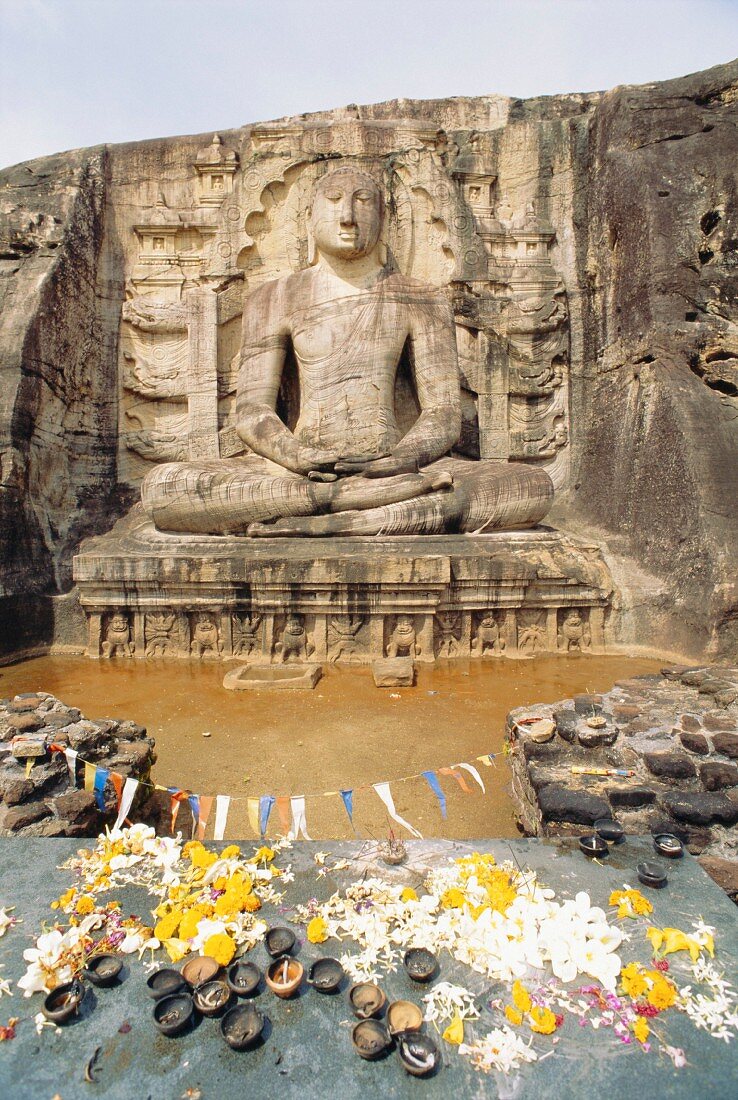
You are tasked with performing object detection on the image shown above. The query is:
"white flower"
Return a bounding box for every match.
[17,927,83,997]
[459,1026,538,1074]
[0,907,19,938]
[662,1045,686,1068]
[423,982,479,1025]
[34,1011,60,1036]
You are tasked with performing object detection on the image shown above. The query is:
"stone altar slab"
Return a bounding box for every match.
[0,837,736,1099]
[73,509,613,663]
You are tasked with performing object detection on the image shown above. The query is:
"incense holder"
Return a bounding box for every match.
[403,948,438,982]
[153,992,194,1037]
[307,957,344,993]
[352,1019,393,1060]
[221,1004,266,1051]
[147,968,187,1000]
[397,1031,441,1077]
[83,953,123,987]
[265,956,303,998]
[265,926,296,958]
[349,982,387,1019]
[227,960,261,997]
[42,979,85,1023]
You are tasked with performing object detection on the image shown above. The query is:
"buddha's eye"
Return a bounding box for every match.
[324,191,342,202]
[355,191,374,203]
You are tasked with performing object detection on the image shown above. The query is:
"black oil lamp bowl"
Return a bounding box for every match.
[42,978,85,1024]
[579,835,609,858]
[348,981,387,1019]
[637,861,668,889]
[153,992,194,1037]
[146,967,187,1000]
[307,957,344,994]
[227,960,262,997]
[265,926,296,958]
[351,1019,393,1061]
[221,1004,267,1051]
[594,818,624,844]
[403,948,438,983]
[653,833,684,859]
[192,978,233,1018]
[397,1031,441,1077]
[82,953,123,987]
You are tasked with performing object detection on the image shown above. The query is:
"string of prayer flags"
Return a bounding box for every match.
[247,798,260,838]
[259,795,275,838]
[476,753,497,769]
[455,762,486,794]
[93,766,109,811]
[373,782,422,839]
[196,795,213,841]
[438,766,472,794]
[64,747,78,785]
[421,770,447,819]
[289,796,311,840]
[213,795,230,842]
[339,789,354,826]
[113,777,139,832]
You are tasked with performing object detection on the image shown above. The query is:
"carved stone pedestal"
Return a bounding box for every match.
[73,508,615,665]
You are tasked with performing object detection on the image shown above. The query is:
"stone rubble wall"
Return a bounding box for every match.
[507,665,738,899]
[0,692,156,837]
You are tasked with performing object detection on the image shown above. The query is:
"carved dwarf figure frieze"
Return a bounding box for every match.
[558,609,592,653]
[518,614,547,656]
[387,615,420,659]
[435,612,460,658]
[328,615,364,662]
[144,608,177,657]
[232,611,262,657]
[101,612,134,658]
[190,611,223,659]
[275,614,313,663]
[471,612,505,657]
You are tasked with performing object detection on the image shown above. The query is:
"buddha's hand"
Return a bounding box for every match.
[334,453,419,478]
[294,445,341,476]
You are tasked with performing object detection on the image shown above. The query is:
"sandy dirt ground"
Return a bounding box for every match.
[0,654,664,840]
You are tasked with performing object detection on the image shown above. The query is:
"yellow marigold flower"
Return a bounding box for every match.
[164,938,190,963]
[529,1006,558,1035]
[441,888,467,910]
[252,846,275,863]
[154,912,182,941]
[630,891,653,916]
[179,906,208,941]
[213,876,228,892]
[75,895,95,916]
[401,888,418,903]
[306,917,328,944]
[442,1015,464,1045]
[632,1018,650,1044]
[182,840,204,859]
[512,981,532,1014]
[203,933,236,967]
[190,847,217,871]
[647,977,677,1010]
[505,1005,524,1026]
[53,888,76,911]
[243,893,262,913]
[220,845,240,860]
[214,895,240,920]
[620,962,648,999]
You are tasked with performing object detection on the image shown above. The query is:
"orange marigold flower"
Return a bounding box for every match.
[529,1005,558,1035]
[512,981,532,1014]
[203,933,236,967]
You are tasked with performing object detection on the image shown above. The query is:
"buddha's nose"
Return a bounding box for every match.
[339,196,355,225]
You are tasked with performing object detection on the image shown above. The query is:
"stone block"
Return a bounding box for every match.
[0,778,34,805]
[664,792,738,827]
[703,714,736,732]
[612,704,641,720]
[552,709,577,743]
[223,663,323,692]
[679,731,710,755]
[607,785,657,808]
[537,784,611,825]
[679,714,703,732]
[54,789,99,827]
[372,658,414,688]
[643,751,697,779]
[698,856,738,902]
[2,801,52,831]
[700,762,738,791]
[577,724,618,749]
[521,740,561,763]
[573,694,602,715]
[712,732,738,759]
[9,697,41,712]
[7,713,42,733]
[10,740,47,759]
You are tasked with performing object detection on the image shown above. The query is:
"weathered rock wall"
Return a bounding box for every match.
[0,59,736,661]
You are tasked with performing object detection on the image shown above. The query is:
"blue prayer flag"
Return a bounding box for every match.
[259,795,275,837]
[421,770,447,819]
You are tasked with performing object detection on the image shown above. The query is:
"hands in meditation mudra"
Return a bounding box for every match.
[142,167,553,537]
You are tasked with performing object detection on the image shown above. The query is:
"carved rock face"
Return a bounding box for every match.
[310,168,383,261]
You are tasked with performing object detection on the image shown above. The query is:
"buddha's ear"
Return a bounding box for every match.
[378,239,388,266]
[306,210,317,266]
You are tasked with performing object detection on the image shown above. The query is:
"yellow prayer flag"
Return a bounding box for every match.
[247,797,261,838]
[84,762,96,793]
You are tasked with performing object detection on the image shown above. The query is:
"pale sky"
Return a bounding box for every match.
[1,0,736,168]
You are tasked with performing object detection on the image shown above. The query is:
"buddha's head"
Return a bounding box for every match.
[310,167,383,262]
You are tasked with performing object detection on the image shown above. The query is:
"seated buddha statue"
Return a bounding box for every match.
[141,166,553,536]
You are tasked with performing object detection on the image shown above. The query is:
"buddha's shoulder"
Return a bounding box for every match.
[380,272,449,302]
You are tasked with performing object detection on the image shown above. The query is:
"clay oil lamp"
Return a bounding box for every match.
[579,835,609,858]
[221,1004,267,1051]
[181,955,220,988]
[83,953,123,988]
[351,1019,393,1061]
[349,982,387,1019]
[637,862,668,889]
[265,926,296,958]
[403,948,438,983]
[594,818,624,845]
[397,1031,441,1077]
[193,978,233,1018]
[227,960,261,997]
[153,992,194,1037]
[386,1000,423,1037]
[265,956,303,999]
[147,968,187,1000]
[42,978,85,1024]
[307,957,344,994]
[653,833,684,859]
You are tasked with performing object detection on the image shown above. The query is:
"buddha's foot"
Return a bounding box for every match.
[428,469,453,492]
[246,520,313,538]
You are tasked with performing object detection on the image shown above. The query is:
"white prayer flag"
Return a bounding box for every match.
[373,782,422,838]
[64,747,78,786]
[289,796,311,840]
[113,778,138,832]
[213,795,231,842]
[455,762,486,794]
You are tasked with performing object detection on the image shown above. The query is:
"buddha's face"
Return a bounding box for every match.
[310,170,383,261]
